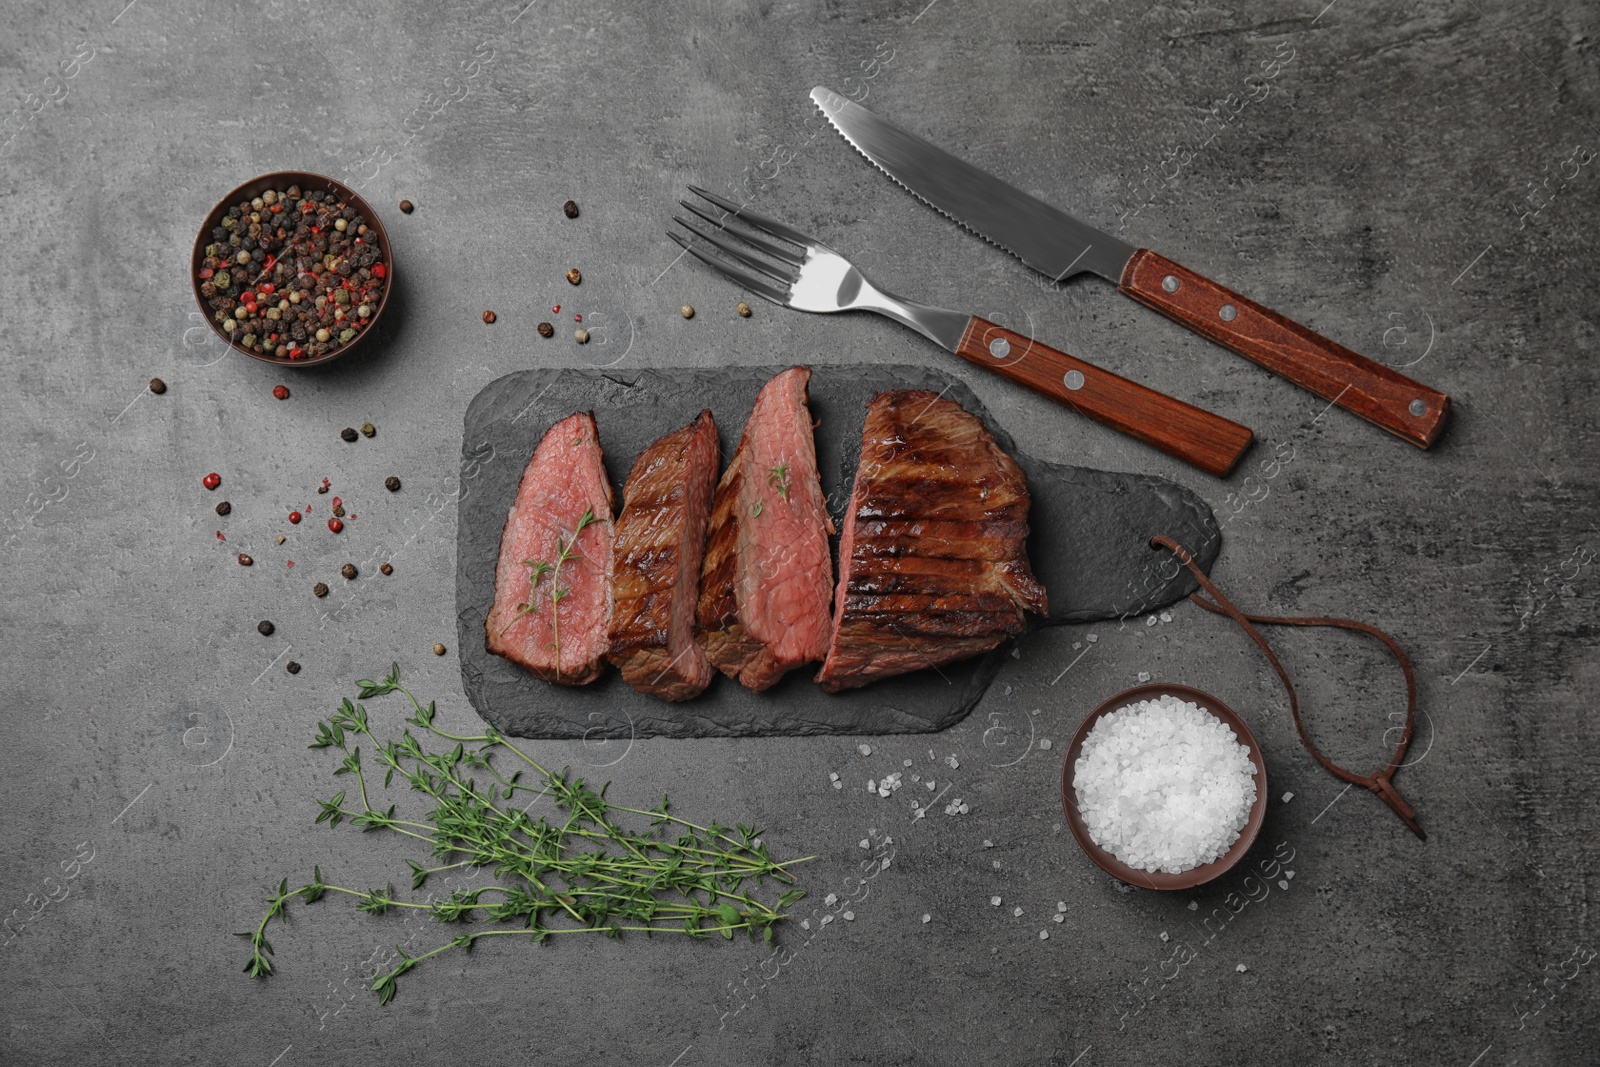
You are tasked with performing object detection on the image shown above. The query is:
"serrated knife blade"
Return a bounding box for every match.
[810,86,1452,450]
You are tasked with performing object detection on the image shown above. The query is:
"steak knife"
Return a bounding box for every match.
[811,87,1450,449]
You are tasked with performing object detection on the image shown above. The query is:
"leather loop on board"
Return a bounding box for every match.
[1150,535,1426,840]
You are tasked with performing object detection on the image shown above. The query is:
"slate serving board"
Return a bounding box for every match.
[456,365,1221,739]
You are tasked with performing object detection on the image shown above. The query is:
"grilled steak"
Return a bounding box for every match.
[696,366,834,690]
[607,410,721,701]
[816,390,1048,692]
[485,411,615,685]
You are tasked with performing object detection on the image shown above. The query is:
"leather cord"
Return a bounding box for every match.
[1150,536,1426,840]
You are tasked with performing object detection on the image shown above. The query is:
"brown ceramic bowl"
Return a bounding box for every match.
[1060,683,1268,891]
[190,171,393,368]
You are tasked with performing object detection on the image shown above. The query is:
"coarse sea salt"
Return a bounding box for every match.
[1072,693,1257,874]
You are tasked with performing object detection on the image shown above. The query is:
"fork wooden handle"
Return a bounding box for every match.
[954,316,1253,477]
[1119,250,1450,449]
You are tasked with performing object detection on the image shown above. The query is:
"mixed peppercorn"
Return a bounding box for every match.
[196,184,387,360]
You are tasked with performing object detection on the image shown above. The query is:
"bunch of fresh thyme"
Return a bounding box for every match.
[239,665,810,1003]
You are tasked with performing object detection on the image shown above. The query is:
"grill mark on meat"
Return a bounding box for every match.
[696,367,834,691]
[816,390,1048,693]
[607,410,720,702]
[486,412,615,685]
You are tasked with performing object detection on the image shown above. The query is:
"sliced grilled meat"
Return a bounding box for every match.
[486,412,615,685]
[696,366,834,690]
[816,390,1048,692]
[607,410,721,701]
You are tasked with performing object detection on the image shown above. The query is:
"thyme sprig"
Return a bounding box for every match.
[766,463,791,502]
[496,509,599,677]
[238,665,810,1003]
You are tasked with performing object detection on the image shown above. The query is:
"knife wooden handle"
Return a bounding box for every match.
[1118,249,1450,449]
[954,316,1253,477]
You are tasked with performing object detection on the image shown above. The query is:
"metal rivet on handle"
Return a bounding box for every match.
[1162,275,1180,293]
[1219,304,1238,321]
[1409,399,1427,417]
[1063,370,1086,391]
[989,337,1010,359]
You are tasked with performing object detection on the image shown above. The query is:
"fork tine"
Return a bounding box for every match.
[678,200,805,267]
[667,232,792,305]
[673,216,799,287]
[686,185,817,248]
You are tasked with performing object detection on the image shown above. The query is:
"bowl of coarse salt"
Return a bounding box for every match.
[1061,684,1268,891]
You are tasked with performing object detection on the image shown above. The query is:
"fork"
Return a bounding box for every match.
[669,186,1254,477]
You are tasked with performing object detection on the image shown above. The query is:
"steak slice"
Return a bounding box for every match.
[816,390,1048,692]
[607,410,721,701]
[696,366,834,691]
[485,411,615,685]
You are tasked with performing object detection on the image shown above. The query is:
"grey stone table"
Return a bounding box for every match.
[2,1,1595,1064]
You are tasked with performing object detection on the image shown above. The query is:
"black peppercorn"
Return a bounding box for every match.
[482,310,497,324]
[215,501,231,516]
[563,199,579,218]
[286,661,301,675]
[340,427,358,442]
[536,321,554,338]
[566,268,582,285]
[313,582,329,598]
[257,620,274,635]
[399,199,414,213]
[385,475,401,492]
[341,563,358,580]
[332,504,346,518]
[149,377,167,394]
[238,553,253,566]
[379,562,393,575]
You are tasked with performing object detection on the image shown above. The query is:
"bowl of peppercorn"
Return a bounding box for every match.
[191,171,393,367]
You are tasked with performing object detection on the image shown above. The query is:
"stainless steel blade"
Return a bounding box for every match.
[811,86,1135,284]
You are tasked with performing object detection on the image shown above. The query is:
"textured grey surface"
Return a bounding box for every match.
[455,364,1219,738]
[1,1,1597,1065]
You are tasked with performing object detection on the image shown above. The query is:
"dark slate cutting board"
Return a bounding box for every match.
[455,365,1221,739]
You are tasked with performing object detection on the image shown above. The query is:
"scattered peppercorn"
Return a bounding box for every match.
[536,321,554,338]
[275,535,286,545]
[313,582,329,598]
[575,327,590,344]
[483,310,497,324]
[272,384,290,400]
[317,484,330,494]
[360,421,375,438]
[680,305,695,319]
[566,268,582,285]
[385,475,401,492]
[238,553,254,566]
[379,562,393,575]
[257,620,274,636]
[563,199,579,218]
[737,302,752,317]
[203,472,222,491]
[433,643,447,656]
[289,510,302,524]
[332,504,346,518]
[328,517,344,533]
[341,563,358,580]
[215,501,232,516]
[149,377,167,394]
[400,199,414,214]
[340,427,358,443]
[286,661,301,674]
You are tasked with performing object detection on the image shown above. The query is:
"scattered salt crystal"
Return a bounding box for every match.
[1056,901,1066,912]
[1087,633,1098,643]
[832,781,843,790]
[903,759,912,767]
[1072,642,1082,650]
[1039,930,1049,940]
[1136,671,1151,682]
[1073,693,1258,874]
[958,802,970,814]
[820,914,833,926]
[801,919,811,930]
[1012,906,1023,917]
[1011,647,1021,658]
[843,911,855,921]
[1038,739,1052,751]
[1146,615,1158,627]
[880,857,891,870]
[1160,612,1172,623]
[990,896,1002,906]
[825,893,838,906]
[1051,913,1064,923]
[945,755,959,769]
[1282,791,1295,803]
[859,839,870,850]
[1286,871,1295,880]
[858,744,872,756]
[1052,823,1061,832]
[922,913,932,924]
[1004,685,1012,695]
[829,771,839,782]
[992,860,1002,870]
[926,780,936,790]
[983,840,994,849]
[1187,901,1199,911]
[1159,932,1169,942]
[1278,880,1289,891]
[1235,963,1247,973]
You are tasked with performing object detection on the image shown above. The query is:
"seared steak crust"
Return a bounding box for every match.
[816,390,1047,692]
[608,411,720,701]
